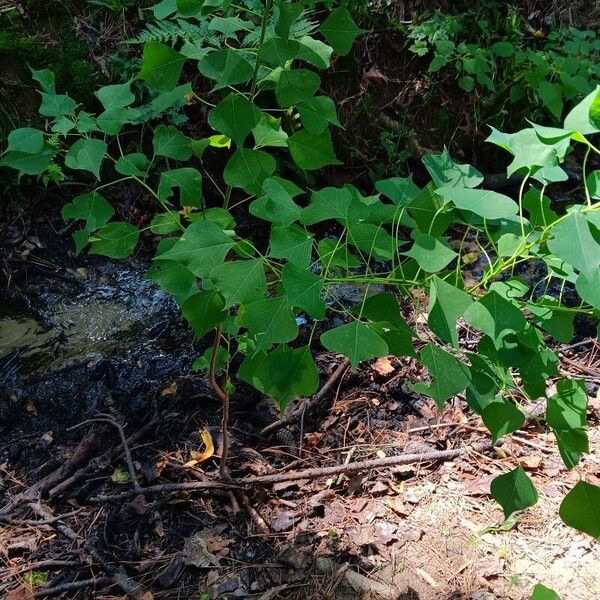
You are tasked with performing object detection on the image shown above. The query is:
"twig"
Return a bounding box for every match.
[0,508,84,525]
[208,325,230,479]
[90,479,239,502]
[49,418,158,498]
[27,502,150,600]
[239,442,490,485]
[89,442,489,501]
[261,358,351,437]
[68,414,142,493]
[9,559,82,576]
[33,577,111,598]
[236,491,270,534]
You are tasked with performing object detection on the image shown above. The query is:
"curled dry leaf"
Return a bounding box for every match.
[184,429,214,467]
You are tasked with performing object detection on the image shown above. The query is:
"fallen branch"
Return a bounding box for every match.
[27,502,151,600]
[90,479,239,502]
[33,577,111,598]
[260,358,350,437]
[239,441,490,485]
[49,417,159,499]
[68,414,142,493]
[89,441,489,502]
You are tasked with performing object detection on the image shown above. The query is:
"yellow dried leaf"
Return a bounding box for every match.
[184,429,214,467]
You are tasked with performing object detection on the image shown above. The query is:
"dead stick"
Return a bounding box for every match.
[27,502,149,600]
[261,358,350,437]
[89,442,488,502]
[90,479,239,502]
[33,577,111,598]
[68,415,141,493]
[209,325,230,479]
[239,442,490,485]
[49,418,157,498]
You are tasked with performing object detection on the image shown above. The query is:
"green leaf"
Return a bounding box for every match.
[347,222,397,260]
[538,81,563,120]
[436,186,518,219]
[158,168,202,207]
[412,342,471,408]
[252,114,288,148]
[240,295,298,350]
[39,93,76,117]
[269,224,313,267]
[287,129,341,170]
[260,37,302,67]
[147,239,196,303]
[176,0,201,17]
[97,107,140,135]
[491,467,538,519]
[428,276,472,348]
[559,481,600,539]
[62,191,114,230]
[149,212,180,234]
[281,262,326,319]
[318,7,362,56]
[64,138,107,180]
[239,344,319,411]
[490,41,514,57]
[482,399,525,443]
[297,35,333,68]
[589,87,600,130]
[223,148,276,195]
[0,150,55,176]
[351,293,414,357]
[115,153,149,177]
[31,67,55,93]
[274,0,303,39]
[423,150,483,188]
[547,207,600,277]
[182,290,226,338]
[89,222,140,258]
[199,48,254,89]
[547,379,588,467]
[403,233,457,273]
[155,220,235,277]
[375,176,420,205]
[249,177,302,225]
[564,86,600,135]
[301,186,367,225]
[192,346,229,373]
[138,42,186,91]
[297,95,340,133]
[152,124,193,160]
[7,128,44,154]
[320,320,388,370]
[530,584,560,600]
[464,291,526,347]
[95,82,135,110]
[522,187,558,227]
[275,69,320,108]
[210,259,267,308]
[576,268,600,309]
[527,299,574,343]
[586,170,600,199]
[208,93,262,145]
[318,238,360,268]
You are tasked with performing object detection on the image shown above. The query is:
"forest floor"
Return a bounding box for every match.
[1,218,599,600]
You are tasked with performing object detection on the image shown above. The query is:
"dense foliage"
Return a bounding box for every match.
[1,0,599,560]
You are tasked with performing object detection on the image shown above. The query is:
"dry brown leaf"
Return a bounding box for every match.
[362,65,389,86]
[6,584,33,600]
[25,400,37,415]
[160,380,178,396]
[518,454,542,470]
[372,356,395,377]
[184,429,214,467]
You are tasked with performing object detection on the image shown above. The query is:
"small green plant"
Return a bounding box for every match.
[406,10,600,125]
[88,0,136,12]
[1,0,599,541]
